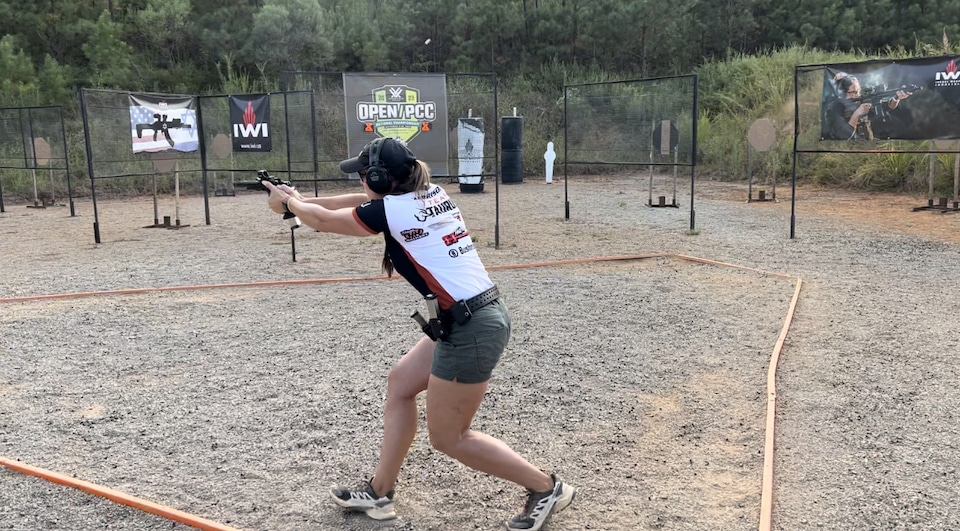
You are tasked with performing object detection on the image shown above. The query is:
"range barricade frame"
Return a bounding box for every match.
[279,72,506,246]
[562,75,700,232]
[0,105,74,215]
[79,88,320,243]
[791,58,960,238]
[198,90,317,198]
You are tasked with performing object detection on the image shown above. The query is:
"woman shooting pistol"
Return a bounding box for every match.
[261,137,575,531]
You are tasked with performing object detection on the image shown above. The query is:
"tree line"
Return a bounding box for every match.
[5,0,960,197]
[3,0,960,107]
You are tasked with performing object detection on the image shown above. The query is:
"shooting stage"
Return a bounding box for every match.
[0,177,809,531]
[6,67,960,531]
[5,155,960,531]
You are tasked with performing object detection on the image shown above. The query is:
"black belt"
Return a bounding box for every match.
[465,285,501,312]
[443,285,500,324]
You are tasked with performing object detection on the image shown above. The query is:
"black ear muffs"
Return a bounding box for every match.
[364,138,393,194]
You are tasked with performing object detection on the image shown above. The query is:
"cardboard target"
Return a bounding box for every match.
[748,119,776,152]
[151,151,178,173]
[33,137,52,166]
[212,133,232,159]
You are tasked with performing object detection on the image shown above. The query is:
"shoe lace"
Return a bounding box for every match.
[349,490,368,500]
[342,481,376,500]
[364,480,395,501]
[519,489,550,519]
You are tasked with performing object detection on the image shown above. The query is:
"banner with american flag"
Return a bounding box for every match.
[229,94,272,152]
[128,94,199,153]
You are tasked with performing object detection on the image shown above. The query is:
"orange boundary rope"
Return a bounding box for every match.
[0,253,800,531]
[0,457,241,531]
[759,277,801,531]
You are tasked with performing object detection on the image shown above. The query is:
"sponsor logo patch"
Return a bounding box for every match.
[401,228,429,242]
[448,243,475,258]
[414,199,457,222]
[442,227,469,246]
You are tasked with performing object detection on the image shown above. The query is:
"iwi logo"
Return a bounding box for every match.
[935,59,960,86]
[234,101,269,138]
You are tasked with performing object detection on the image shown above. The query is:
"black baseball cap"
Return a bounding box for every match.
[340,137,417,177]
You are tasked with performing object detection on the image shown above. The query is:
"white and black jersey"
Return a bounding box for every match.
[353,184,494,310]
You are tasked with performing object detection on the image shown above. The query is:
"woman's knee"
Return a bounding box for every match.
[427,425,462,456]
[386,365,425,401]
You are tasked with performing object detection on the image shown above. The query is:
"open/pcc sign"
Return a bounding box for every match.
[343,73,449,175]
[357,101,437,121]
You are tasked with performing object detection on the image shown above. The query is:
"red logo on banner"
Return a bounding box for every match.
[244,101,257,126]
[937,59,960,84]
[229,94,271,151]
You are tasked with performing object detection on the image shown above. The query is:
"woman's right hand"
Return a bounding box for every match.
[855,102,872,118]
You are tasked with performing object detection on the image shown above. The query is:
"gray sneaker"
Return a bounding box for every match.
[330,480,396,520]
[506,474,576,531]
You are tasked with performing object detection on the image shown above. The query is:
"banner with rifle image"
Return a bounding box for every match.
[128,94,198,153]
[821,56,960,141]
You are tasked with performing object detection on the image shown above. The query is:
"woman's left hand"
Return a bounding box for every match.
[261,180,291,214]
[888,89,912,110]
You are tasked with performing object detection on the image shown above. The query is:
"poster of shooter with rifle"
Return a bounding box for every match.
[821,56,960,141]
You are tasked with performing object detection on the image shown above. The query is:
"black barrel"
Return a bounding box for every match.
[501,150,523,184]
[502,116,523,150]
[501,116,523,183]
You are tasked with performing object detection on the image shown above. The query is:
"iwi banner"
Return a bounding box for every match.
[821,56,960,141]
[229,94,272,152]
[128,94,198,153]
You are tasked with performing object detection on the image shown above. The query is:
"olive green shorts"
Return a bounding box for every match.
[431,299,511,384]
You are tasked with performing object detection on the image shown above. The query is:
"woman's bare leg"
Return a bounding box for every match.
[425,376,553,492]
[370,336,434,496]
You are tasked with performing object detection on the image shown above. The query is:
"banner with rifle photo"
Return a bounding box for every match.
[128,94,198,153]
[821,56,960,141]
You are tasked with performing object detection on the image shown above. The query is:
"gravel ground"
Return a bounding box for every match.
[2,173,960,530]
